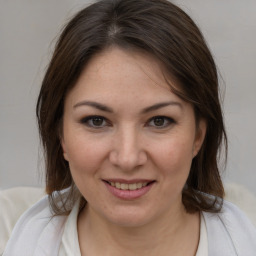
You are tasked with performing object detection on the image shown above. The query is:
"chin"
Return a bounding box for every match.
[102,206,157,228]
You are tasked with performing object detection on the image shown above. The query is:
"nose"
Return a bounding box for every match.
[109,126,147,171]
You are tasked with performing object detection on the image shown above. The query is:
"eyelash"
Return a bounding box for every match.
[147,116,175,128]
[80,115,175,129]
[80,115,110,128]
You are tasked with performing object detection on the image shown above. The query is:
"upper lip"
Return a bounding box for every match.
[102,179,155,184]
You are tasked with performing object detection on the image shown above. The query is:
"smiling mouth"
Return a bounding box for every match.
[103,180,155,191]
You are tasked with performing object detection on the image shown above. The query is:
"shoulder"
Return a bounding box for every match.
[218,200,256,232]
[0,187,45,254]
[203,200,256,255]
[1,188,67,256]
[224,183,256,226]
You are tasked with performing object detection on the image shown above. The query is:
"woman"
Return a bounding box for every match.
[3,0,256,255]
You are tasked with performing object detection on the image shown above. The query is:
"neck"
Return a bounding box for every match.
[77,202,200,256]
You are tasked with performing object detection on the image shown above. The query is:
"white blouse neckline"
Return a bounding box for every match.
[59,200,208,256]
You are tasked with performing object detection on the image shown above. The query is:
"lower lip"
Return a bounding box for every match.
[104,182,154,200]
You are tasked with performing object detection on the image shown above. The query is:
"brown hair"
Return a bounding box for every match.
[36,0,227,214]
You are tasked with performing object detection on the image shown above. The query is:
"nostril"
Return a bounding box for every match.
[110,150,147,164]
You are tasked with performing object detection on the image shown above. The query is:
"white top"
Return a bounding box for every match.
[58,200,208,256]
[58,200,81,256]
[196,213,208,256]
[3,191,256,255]
[0,187,45,254]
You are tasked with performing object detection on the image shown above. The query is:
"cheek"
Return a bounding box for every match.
[66,138,109,201]
[152,137,194,177]
[65,135,109,176]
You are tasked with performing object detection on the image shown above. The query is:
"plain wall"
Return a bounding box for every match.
[0,1,255,194]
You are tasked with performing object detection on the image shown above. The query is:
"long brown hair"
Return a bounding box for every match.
[36,0,227,214]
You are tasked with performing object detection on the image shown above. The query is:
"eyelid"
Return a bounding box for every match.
[79,115,175,129]
[80,115,110,128]
[147,116,175,128]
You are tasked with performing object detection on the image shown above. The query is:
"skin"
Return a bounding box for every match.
[61,47,206,256]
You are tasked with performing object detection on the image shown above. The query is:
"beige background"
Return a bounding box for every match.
[0,1,255,195]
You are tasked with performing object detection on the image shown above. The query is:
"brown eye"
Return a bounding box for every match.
[81,116,108,128]
[148,116,175,128]
[153,117,165,126]
[91,117,104,126]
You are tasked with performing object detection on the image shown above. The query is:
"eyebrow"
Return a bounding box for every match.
[73,100,182,113]
[73,101,114,112]
[141,101,183,113]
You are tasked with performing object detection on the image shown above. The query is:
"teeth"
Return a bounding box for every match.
[121,183,128,190]
[108,182,149,190]
[128,184,136,190]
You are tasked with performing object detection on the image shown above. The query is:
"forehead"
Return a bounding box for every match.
[65,47,183,107]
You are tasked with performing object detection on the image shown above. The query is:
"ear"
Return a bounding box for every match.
[61,138,69,162]
[193,119,207,157]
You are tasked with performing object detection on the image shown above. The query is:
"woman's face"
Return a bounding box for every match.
[61,47,206,227]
